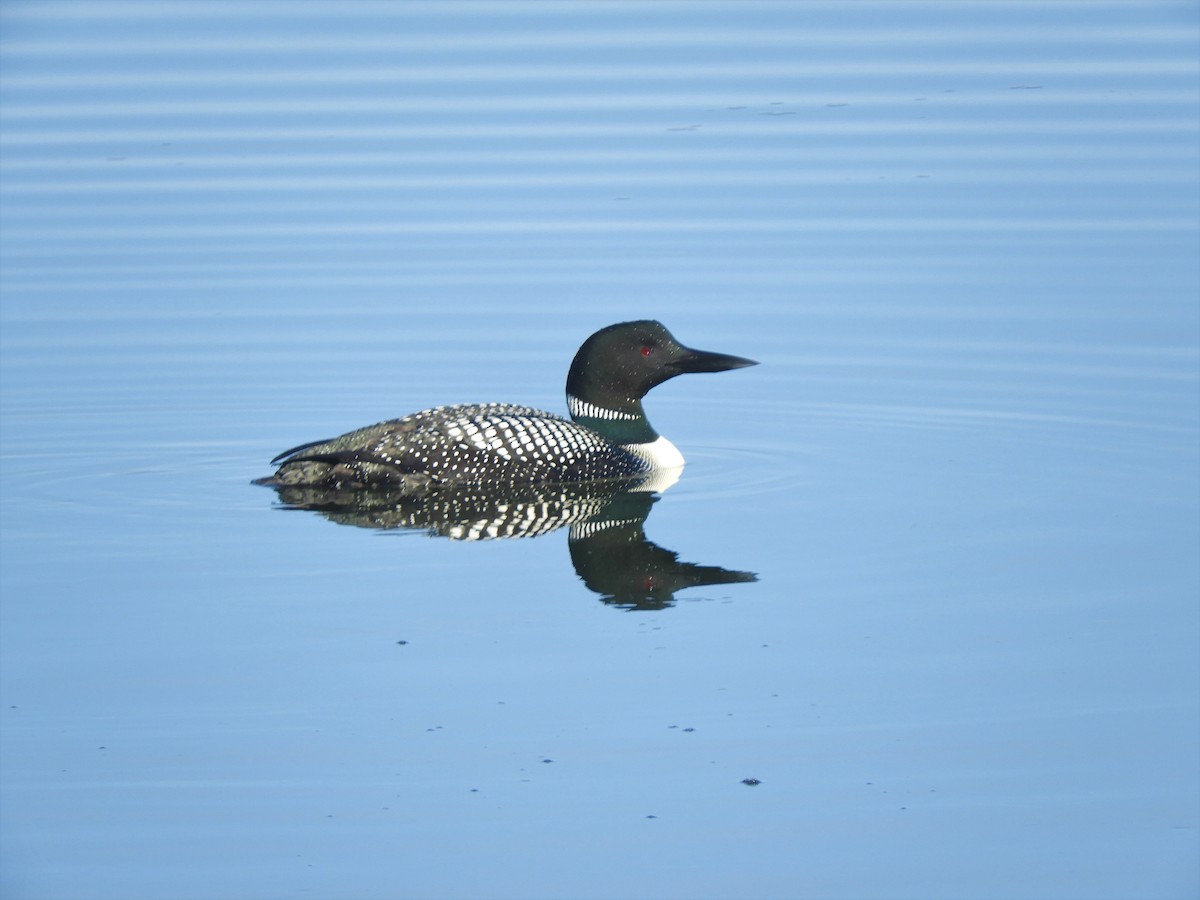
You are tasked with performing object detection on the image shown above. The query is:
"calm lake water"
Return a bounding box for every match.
[2,3,1198,899]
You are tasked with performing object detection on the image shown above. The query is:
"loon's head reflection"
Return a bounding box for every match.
[566,491,757,610]
[264,477,756,610]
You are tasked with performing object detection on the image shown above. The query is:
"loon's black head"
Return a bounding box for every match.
[565,320,756,442]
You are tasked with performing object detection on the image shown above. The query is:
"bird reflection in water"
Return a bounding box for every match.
[261,476,756,611]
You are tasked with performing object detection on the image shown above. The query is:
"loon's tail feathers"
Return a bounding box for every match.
[255,450,435,494]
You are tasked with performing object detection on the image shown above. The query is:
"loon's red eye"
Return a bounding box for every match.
[640,345,653,357]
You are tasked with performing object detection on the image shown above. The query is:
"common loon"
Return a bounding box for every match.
[257,320,756,492]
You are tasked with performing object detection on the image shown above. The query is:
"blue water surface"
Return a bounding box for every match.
[1,3,1198,899]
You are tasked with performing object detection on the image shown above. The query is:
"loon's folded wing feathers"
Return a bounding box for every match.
[268,422,411,466]
[271,437,337,465]
[273,448,386,467]
[269,404,563,471]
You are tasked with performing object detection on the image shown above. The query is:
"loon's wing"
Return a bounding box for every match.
[268,404,558,471]
[271,408,549,468]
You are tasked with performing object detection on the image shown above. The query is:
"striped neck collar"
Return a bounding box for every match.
[567,394,640,421]
[566,394,658,445]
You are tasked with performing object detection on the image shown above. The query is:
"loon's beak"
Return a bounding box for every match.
[670,346,758,374]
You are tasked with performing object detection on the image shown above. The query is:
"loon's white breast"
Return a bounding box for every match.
[626,435,685,470]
